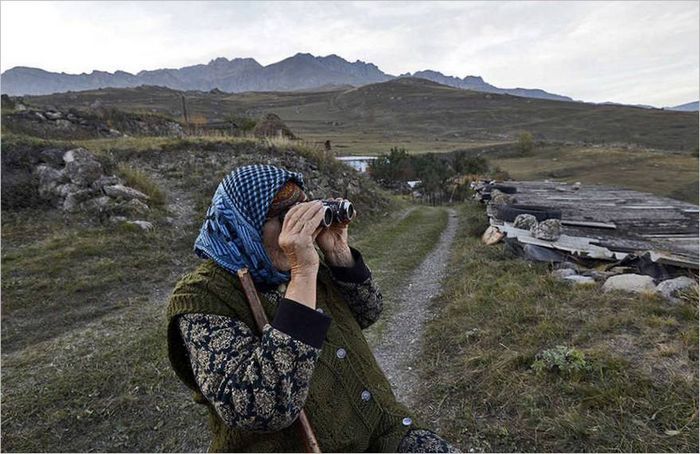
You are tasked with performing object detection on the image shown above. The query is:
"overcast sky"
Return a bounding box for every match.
[1,1,698,106]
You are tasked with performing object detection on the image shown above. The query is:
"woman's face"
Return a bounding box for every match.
[262,215,291,272]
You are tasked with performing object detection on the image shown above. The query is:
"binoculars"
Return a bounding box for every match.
[277,199,355,227]
[318,199,355,227]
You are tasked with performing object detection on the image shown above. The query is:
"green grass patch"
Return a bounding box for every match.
[0,209,194,352]
[415,203,698,452]
[0,302,209,452]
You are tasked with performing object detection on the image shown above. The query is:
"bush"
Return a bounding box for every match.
[368,147,415,182]
[518,131,535,155]
[224,115,257,132]
[531,345,590,376]
[453,151,489,175]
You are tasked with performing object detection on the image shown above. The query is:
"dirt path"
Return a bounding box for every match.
[372,207,459,405]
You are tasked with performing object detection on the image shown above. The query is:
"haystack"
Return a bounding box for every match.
[253,113,296,139]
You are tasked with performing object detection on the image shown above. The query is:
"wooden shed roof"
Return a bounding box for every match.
[486,181,699,269]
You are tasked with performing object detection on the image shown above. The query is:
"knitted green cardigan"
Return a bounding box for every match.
[166,259,419,452]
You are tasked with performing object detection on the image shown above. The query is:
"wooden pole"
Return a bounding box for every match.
[236,268,322,453]
[181,95,189,126]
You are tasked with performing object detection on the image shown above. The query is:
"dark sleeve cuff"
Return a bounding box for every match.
[271,298,331,349]
[328,247,371,283]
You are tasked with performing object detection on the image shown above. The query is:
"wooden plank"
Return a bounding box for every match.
[561,220,617,229]
[498,223,621,260]
[623,206,677,210]
[649,251,699,269]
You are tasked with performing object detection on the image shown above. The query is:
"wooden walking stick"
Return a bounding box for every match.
[237,268,322,453]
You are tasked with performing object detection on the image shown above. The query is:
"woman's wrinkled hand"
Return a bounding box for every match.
[278,201,326,277]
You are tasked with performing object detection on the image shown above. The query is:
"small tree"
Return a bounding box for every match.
[518,131,534,155]
[368,147,415,182]
[453,151,489,175]
[225,114,257,133]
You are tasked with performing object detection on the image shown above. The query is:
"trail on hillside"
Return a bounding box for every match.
[372,207,459,405]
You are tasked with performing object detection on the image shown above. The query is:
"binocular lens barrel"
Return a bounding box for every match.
[345,203,354,221]
[320,207,334,227]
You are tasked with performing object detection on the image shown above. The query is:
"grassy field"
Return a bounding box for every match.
[22,78,699,153]
[414,203,699,452]
[0,131,450,453]
[489,144,699,204]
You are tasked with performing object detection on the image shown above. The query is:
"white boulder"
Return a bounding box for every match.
[127,220,154,231]
[602,274,656,294]
[563,275,596,286]
[656,277,696,302]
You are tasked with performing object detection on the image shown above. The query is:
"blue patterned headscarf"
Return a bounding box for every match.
[194,164,305,285]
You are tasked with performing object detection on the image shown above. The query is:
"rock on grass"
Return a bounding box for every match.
[602,274,656,294]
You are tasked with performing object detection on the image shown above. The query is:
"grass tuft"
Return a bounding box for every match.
[117,163,166,206]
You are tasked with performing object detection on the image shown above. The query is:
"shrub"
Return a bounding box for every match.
[453,151,489,175]
[224,115,257,132]
[368,147,415,182]
[464,202,490,237]
[531,345,590,376]
[518,131,535,155]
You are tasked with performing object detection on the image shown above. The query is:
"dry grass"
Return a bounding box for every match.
[117,163,167,206]
[491,144,699,203]
[24,81,698,152]
[415,203,699,452]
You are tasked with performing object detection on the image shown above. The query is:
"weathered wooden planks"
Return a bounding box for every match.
[483,180,699,269]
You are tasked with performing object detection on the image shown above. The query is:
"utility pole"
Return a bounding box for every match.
[181,95,189,125]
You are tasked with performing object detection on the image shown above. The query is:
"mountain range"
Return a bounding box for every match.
[1,53,569,101]
[2,53,697,110]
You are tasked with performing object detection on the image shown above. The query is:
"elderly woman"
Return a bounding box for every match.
[167,165,459,452]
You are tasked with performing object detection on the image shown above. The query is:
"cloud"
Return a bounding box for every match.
[1,0,697,106]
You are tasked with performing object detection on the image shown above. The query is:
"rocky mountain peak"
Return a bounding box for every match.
[1,53,570,102]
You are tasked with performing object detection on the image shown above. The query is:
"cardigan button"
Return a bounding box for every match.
[316,308,324,314]
[336,348,347,359]
[402,417,412,426]
[361,390,372,401]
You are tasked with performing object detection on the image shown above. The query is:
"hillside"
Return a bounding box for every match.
[16,78,699,152]
[409,70,572,101]
[668,101,700,112]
